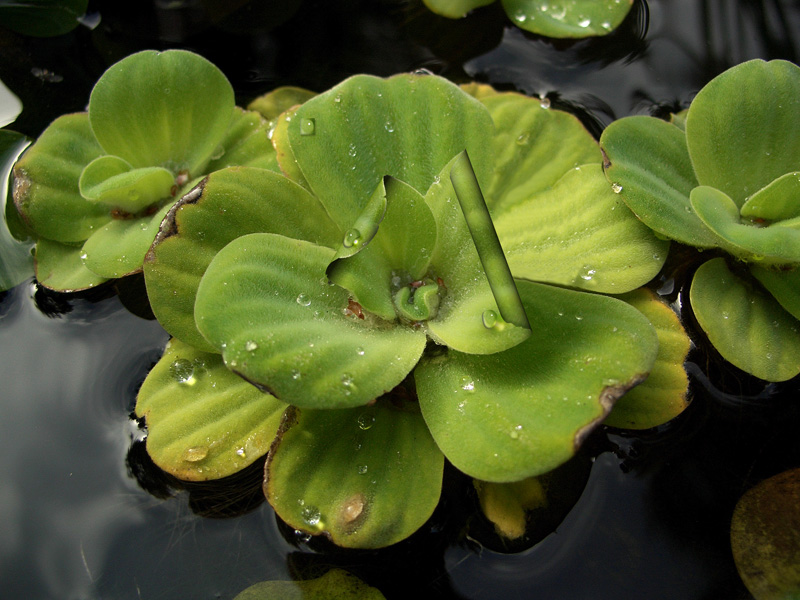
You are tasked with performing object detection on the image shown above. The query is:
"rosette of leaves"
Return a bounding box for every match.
[421,0,633,38]
[601,59,800,382]
[11,49,276,291]
[138,72,688,548]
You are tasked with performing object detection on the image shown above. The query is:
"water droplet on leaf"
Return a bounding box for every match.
[182,446,208,462]
[611,182,623,193]
[301,505,321,526]
[296,293,312,306]
[343,228,362,248]
[357,413,375,430]
[300,117,316,136]
[481,309,498,329]
[170,358,195,385]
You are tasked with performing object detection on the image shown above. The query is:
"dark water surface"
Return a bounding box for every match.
[1,1,800,598]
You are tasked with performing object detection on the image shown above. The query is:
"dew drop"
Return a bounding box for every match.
[182,446,208,462]
[611,182,623,194]
[510,425,523,440]
[236,447,246,458]
[79,252,88,261]
[539,96,551,109]
[347,143,357,158]
[578,17,592,27]
[356,346,365,356]
[461,377,475,392]
[516,132,530,145]
[291,369,302,380]
[294,530,312,542]
[481,309,498,329]
[170,358,195,384]
[343,228,363,248]
[296,293,312,306]
[300,117,316,136]
[357,464,368,475]
[357,413,375,430]
[301,505,321,526]
[384,121,395,133]
[245,340,258,352]
[341,373,354,387]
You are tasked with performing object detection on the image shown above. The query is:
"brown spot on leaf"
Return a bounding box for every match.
[144,178,207,264]
[573,373,648,450]
[601,147,611,170]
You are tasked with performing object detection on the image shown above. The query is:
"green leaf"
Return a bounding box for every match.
[326,177,438,321]
[603,288,690,430]
[136,338,286,481]
[600,115,720,248]
[421,0,494,18]
[500,0,634,38]
[685,59,800,206]
[13,112,108,243]
[474,477,547,540]
[690,185,800,264]
[233,569,386,600]
[264,402,444,548]
[286,73,494,232]
[0,131,33,291]
[246,86,317,121]
[204,107,280,173]
[144,167,341,352]
[690,257,800,382]
[194,233,427,409]
[741,172,800,222]
[750,265,800,321]
[415,279,658,482]
[81,202,172,279]
[34,238,107,291]
[0,0,88,37]
[88,50,235,175]
[424,159,531,354]
[495,163,669,294]
[79,156,175,213]
[479,91,601,214]
[450,150,530,330]
[730,468,800,600]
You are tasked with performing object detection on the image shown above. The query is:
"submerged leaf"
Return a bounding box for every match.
[136,338,286,481]
[416,279,658,482]
[731,468,800,600]
[690,257,800,382]
[233,569,385,600]
[264,402,444,548]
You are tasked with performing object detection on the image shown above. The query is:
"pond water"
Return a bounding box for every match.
[1,1,799,598]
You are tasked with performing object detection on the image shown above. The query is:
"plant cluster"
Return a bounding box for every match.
[6,49,702,549]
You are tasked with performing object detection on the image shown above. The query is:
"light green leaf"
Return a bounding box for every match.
[286,73,494,231]
[741,172,800,222]
[88,50,235,175]
[480,91,601,214]
[246,86,317,121]
[204,107,279,173]
[13,112,107,242]
[603,288,690,430]
[474,477,547,540]
[600,115,720,248]
[195,233,427,409]
[416,279,658,482]
[495,163,669,293]
[233,569,385,600]
[81,202,172,278]
[0,131,33,291]
[690,257,800,381]
[264,402,444,548]
[500,0,634,38]
[327,177,438,321]
[691,185,800,264]
[79,156,175,213]
[144,167,341,352]
[422,0,494,18]
[136,338,286,481]
[685,59,800,206]
[750,265,800,321]
[424,158,531,354]
[34,238,107,291]
[731,468,800,600]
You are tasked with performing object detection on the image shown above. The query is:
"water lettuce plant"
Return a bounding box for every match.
[421,0,633,38]
[600,59,800,382]
[12,49,275,291]
[137,66,689,548]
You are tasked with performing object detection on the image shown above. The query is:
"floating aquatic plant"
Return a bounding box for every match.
[601,59,800,382]
[11,49,276,291]
[421,0,634,38]
[137,66,689,548]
